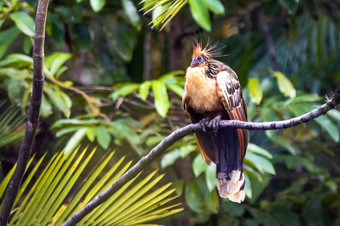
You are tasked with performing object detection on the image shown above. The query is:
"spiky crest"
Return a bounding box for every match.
[190,37,226,60]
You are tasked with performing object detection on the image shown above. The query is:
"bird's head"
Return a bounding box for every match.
[190,38,223,68]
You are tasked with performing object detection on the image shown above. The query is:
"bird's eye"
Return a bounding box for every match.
[197,56,203,61]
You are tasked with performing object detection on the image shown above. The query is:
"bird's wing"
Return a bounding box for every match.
[216,69,248,160]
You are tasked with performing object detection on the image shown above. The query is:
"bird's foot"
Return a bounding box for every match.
[199,115,222,133]
[208,115,222,135]
[199,118,211,133]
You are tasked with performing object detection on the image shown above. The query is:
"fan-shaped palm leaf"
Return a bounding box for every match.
[0,147,182,225]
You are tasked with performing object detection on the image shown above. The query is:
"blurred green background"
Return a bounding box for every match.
[0,0,340,225]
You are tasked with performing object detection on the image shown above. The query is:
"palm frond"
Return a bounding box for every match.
[0,102,26,149]
[1,147,182,225]
[140,0,188,30]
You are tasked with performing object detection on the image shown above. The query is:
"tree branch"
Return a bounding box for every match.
[256,6,281,71]
[0,0,50,225]
[63,88,340,226]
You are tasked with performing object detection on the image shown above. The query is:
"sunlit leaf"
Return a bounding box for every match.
[248,77,263,104]
[192,154,207,177]
[3,148,181,224]
[205,164,217,192]
[152,81,170,117]
[271,71,296,99]
[202,0,224,15]
[111,83,139,101]
[90,0,106,12]
[44,52,72,76]
[63,128,87,155]
[139,81,151,101]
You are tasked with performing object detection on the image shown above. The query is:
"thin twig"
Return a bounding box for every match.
[0,0,50,225]
[63,88,340,226]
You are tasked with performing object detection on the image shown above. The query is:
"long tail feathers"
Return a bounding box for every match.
[217,171,245,203]
[216,126,246,203]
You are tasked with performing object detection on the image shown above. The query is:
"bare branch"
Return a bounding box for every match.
[256,6,281,71]
[63,88,340,226]
[0,0,50,225]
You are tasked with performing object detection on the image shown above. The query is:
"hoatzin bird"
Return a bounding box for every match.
[182,39,248,202]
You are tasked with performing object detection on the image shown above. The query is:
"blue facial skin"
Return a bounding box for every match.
[191,55,205,68]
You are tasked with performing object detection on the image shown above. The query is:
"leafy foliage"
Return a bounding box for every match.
[111,70,185,117]
[52,117,141,154]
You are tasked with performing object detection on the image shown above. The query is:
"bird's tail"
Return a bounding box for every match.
[216,127,245,203]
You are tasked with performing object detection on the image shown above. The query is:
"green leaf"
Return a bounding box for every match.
[288,103,339,142]
[205,164,217,192]
[90,0,106,12]
[179,145,196,158]
[139,81,151,101]
[271,71,296,99]
[111,83,139,101]
[86,128,95,142]
[23,36,32,54]
[40,95,53,117]
[55,127,79,138]
[248,77,263,104]
[285,93,321,106]
[189,0,211,31]
[185,180,204,213]
[192,154,207,177]
[0,27,21,58]
[166,84,184,97]
[63,128,87,155]
[152,81,170,117]
[44,85,71,118]
[0,162,17,199]
[245,152,276,175]
[95,126,111,149]
[202,0,225,15]
[244,173,252,198]
[44,52,72,76]
[247,143,272,159]
[315,116,339,142]
[10,11,35,36]
[161,150,181,169]
[122,0,141,29]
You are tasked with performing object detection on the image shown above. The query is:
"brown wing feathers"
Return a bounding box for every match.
[183,38,248,202]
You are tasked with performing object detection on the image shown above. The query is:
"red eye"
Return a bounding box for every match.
[197,56,202,61]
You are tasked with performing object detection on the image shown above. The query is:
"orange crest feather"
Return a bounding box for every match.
[190,37,225,60]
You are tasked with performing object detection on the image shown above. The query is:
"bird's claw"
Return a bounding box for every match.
[199,115,222,133]
[199,118,210,133]
[209,115,222,134]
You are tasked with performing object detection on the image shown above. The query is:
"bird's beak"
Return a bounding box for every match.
[191,59,200,68]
